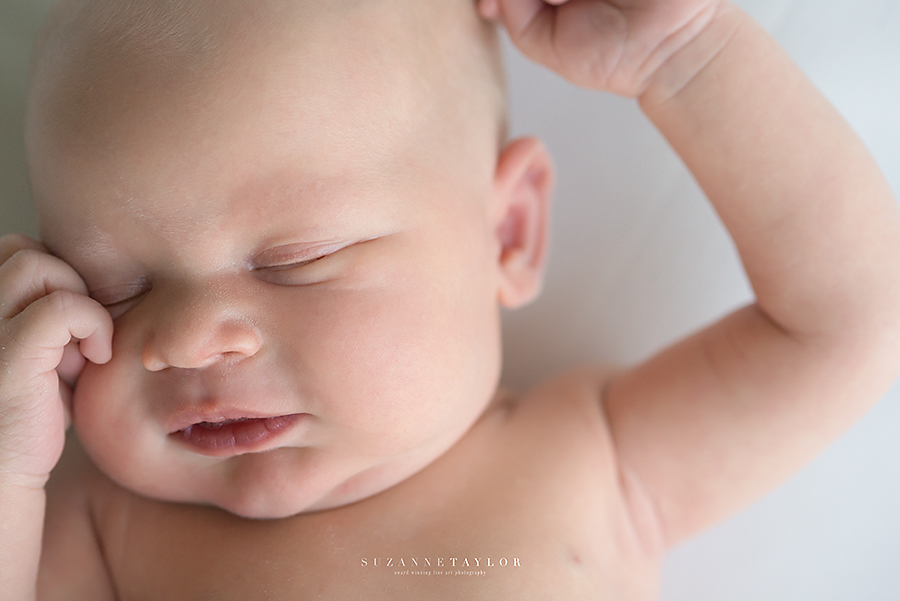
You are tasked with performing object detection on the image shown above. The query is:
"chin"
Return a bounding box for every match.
[205,449,363,519]
[210,482,322,520]
[219,499,307,520]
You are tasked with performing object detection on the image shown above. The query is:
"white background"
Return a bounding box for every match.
[2,1,899,598]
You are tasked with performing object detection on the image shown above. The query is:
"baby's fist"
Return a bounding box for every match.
[480,0,727,98]
[0,234,113,487]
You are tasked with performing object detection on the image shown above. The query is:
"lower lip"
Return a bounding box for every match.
[172,414,304,456]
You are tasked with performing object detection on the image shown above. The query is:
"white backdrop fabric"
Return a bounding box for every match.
[2,1,899,599]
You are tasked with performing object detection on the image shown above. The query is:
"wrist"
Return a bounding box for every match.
[0,476,46,601]
[0,470,50,495]
[638,0,744,108]
[0,463,53,491]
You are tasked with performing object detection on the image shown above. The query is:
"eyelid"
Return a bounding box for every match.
[90,280,150,306]
[252,240,355,270]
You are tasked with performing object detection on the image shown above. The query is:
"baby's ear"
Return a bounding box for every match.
[490,136,553,308]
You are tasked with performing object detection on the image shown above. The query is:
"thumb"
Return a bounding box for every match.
[57,341,86,430]
[489,0,561,66]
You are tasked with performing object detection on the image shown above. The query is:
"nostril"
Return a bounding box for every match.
[142,347,225,372]
[138,282,263,371]
[231,333,262,359]
[142,353,170,372]
[141,324,262,372]
[141,332,176,371]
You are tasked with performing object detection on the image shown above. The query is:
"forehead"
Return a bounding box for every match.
[33,0,442,165]
[27,0,503,265]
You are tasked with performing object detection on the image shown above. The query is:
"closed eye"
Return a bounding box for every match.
[252,241,352,270]
[251,240,359,285]
[90,280,151,317]
[257,257,320,272]
[91,281,148,305]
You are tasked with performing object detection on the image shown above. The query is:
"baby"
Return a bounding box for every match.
[2,0,900,598]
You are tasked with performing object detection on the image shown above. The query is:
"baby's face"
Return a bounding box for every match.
[28,1,506,517]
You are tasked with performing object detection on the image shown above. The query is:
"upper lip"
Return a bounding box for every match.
[151,364,307,435]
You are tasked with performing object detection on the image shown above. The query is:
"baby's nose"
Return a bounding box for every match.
[141,280,262,371]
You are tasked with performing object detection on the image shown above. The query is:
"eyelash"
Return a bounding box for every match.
[92,281,150,308]
[97,288,151,319]
[253,254,326,272]
[251,241,354,276]
[252,253,339,287]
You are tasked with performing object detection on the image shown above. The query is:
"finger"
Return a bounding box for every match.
[0,248,90,320]
[57,340,87,388]
[495,0,558,60]
[0,233,46,264]
[2,289,113,377]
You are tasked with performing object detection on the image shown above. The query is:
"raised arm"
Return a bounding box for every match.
[485,0,900,546]
[613,5,900,545]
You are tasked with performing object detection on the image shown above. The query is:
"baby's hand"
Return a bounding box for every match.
[479,0,728,97]
[0,234,112,488]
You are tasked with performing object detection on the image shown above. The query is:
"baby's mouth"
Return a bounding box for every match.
[172,414,304,456]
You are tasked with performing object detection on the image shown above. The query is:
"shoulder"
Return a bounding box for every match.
[508,364,620,431]
[487,366,664,558]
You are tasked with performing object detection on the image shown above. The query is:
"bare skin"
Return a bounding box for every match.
[42,370,662,600]
[2,0,900,599]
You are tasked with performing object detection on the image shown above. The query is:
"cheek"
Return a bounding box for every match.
[277,255,501,445]
[70,352,161,485]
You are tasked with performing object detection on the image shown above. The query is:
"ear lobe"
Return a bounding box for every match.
[491,136,554,309]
